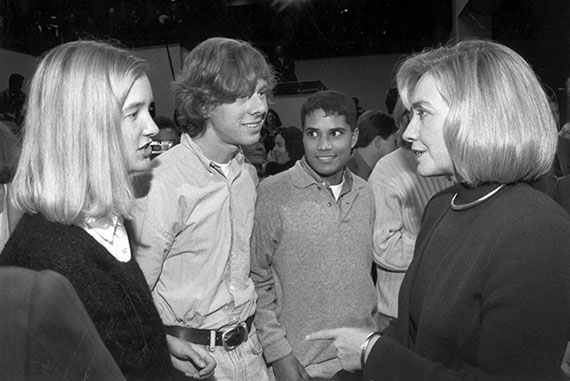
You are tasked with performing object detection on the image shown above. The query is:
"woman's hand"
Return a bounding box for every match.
[306,327,378,371]
[166,334,216,379]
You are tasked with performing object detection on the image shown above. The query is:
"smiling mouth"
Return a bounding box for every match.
[243,121,262,129]
[316,155,336,162]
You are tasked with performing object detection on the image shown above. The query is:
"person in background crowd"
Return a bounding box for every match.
[151,115,180,159]
[242,139,267,181]
[347,109,398,181]
[0,73,26,129]
[271,43,297,83]
[307,39,570,381]
[0,121,21,251]
[265,126,304,177]
[0,40,216,380]
[251,90,378,381]
[128,37,274,380]
[368,98,453,330]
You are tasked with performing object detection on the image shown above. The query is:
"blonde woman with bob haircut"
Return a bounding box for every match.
[0,40,215,380]
[307,39,570,380]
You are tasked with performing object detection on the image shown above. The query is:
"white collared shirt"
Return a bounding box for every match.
[81,214,131,262]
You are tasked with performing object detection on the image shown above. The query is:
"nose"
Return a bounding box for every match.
[250,93,267,117]
[402,115,418,143]
[145,116,159,138]
[317,135,332,151]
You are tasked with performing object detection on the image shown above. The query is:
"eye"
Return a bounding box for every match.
[125,111,138,120]
[331,130,343,137]
[415,109,428,120]
[306,130,318,138]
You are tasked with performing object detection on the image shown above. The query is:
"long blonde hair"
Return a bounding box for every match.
[11,40,148,224]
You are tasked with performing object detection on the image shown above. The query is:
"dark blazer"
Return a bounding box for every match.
[364,183,570,380]
[0,267,124,380]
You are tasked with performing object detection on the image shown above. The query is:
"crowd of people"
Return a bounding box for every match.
[1,35,570,381]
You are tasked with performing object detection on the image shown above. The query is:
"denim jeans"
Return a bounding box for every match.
[180,325,269,381]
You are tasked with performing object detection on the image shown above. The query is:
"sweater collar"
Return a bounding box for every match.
[291,157,359,197]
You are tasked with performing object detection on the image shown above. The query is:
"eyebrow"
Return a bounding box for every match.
[411,100,431,110]
[123,100,151,111]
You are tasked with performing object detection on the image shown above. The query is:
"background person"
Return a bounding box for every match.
[265,126,304,177]
[368,98,453,329]
[347,109,398,181]
[252,90,378,381]
[307,39,570,381]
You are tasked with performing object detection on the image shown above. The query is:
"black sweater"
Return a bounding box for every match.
[0,213,173,380]
[364,182,570,380]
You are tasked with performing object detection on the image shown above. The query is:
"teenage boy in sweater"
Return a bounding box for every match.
[251,90,379,381]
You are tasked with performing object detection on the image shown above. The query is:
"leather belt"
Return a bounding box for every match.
[164,314,254,351]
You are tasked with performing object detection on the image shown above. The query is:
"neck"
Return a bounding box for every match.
[193,129,238,164]
[356,147,377,169]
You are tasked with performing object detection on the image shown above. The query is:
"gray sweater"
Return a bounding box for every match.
[251,159,378,367]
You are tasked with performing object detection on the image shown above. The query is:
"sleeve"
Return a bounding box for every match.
[368,172,415,272]
[249,183,293,363]
[10,269,125,380]
[364,210,570,381]
[128,174,178,290]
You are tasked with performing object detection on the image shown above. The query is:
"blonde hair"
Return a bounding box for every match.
[397,39,557,186]
[11,40,148,224]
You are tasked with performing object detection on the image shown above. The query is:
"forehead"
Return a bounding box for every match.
[410,74,442,106]
[123,75,153,108]
[304,109,349,130]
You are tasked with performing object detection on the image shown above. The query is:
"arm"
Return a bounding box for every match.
[128,175,176,290]
[366,212,570,380]
[250,185,309,381]
[368,174,416,271]
[311,210,570,380]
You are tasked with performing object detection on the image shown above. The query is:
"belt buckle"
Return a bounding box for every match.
[221,322,248,351]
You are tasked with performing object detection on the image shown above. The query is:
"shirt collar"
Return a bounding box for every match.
[83,214,120,245]
[292,157,356,198]
[181,133,245,173]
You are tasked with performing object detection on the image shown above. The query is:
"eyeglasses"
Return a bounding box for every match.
[150,140,177,155]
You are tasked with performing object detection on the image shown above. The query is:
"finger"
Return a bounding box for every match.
[171,355,199,378]
[305,328,339,341]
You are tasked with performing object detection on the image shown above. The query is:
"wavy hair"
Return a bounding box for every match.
[11,40,148,224]
[397,39,557,186]
[173,37,275,137]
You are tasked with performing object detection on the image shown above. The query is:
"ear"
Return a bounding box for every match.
[373,135,383,148]
[351,128,359,149]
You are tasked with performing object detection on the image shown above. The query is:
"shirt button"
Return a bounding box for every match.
[327,202,332,207]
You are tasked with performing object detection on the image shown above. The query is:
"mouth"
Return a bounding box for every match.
[139,141,152,155]
[411,146,425,158]
[315,155,336,163]
[242,120,263,130]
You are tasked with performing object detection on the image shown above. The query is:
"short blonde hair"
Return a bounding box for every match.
[11,40,148,224]
[397,39,557,186]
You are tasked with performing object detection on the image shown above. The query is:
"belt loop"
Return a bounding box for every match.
[209,330,216,350]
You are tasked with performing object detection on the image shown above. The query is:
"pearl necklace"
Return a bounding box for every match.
[450,184,506,211]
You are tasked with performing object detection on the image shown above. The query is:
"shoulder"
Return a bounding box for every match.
[258,168,294,194]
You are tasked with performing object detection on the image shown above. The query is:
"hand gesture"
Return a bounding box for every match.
[306,327,377,372]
